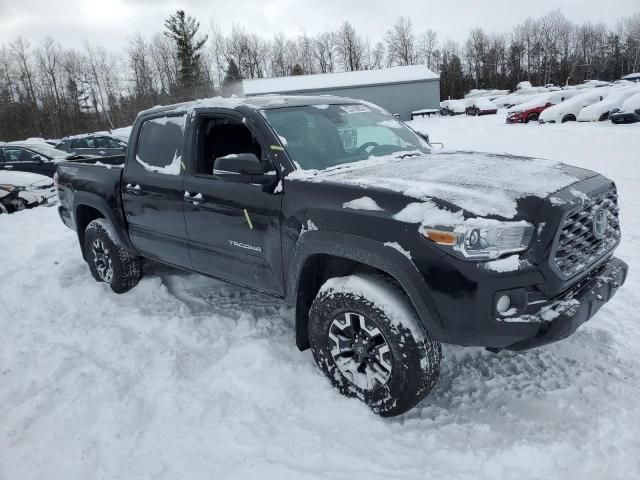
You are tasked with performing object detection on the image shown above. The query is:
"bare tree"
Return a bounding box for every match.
[314,32,337,73]
[385,17,417,66]
[335,22,364,71]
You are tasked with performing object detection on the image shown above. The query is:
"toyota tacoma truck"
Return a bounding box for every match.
[55,95,628,416]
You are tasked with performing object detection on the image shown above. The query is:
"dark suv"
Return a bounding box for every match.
[55,134,126,157]
[55,95,627,416]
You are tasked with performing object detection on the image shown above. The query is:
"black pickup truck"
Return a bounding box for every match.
[56,95,627,416]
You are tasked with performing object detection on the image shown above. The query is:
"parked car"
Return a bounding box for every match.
[55,134,127,157]
[56,95,627,417]
[610,92,640,124]
[464,97,498,116]
[507,90,582,123]
[539,90,610,123]
[439,99,466,116]
[493,92,539,109]
[577,87,640,121]
[0,170,56,213]
[0,142,74,177]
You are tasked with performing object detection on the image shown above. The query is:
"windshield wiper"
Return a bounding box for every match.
[395,151,422,160]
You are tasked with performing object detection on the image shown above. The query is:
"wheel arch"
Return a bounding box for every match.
[288,231,444,351]
[73,192,133,260]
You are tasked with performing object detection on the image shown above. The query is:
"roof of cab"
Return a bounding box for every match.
[138,95,366,117]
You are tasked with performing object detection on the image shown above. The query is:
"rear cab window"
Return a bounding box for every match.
[135,114,187,175]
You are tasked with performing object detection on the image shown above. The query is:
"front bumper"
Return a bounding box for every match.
[611,112,640,124]
[506,115,524,123]
[502,257,627,350]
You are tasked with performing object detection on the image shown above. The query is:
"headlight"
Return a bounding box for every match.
[422,221,534,260]
[0,184,24,192]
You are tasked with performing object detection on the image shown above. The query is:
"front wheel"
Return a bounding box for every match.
[84,219,143,293]
[309,274,442,417]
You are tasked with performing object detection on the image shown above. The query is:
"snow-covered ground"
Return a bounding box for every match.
[2,112,640,480]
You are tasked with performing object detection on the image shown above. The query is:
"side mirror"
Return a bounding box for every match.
[31,154,44,164]
[213,153,274,184]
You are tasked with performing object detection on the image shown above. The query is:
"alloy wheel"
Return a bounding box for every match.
[328,312,393,390]
[91,239,113,283]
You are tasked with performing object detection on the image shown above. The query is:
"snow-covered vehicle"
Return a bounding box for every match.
[506,90,583,123]
[55,95,628,417]
[610,92,640,124]
[621,72,640,82]
[539,90,610,123]
[0,170,56,213]
[55,133,127,157]
[464,89,509,100]
[439,99,466,116]
[577,87,640,122]
[464,97,498,116]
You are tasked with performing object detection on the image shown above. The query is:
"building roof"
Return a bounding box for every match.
[243,65,439,95]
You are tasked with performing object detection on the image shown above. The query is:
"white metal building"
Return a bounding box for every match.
[242,65,440,120]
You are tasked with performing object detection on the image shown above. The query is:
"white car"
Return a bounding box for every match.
[539,90,610,123]
[577,87,640,121]
[0,171,56,214]
[439,100,466,116]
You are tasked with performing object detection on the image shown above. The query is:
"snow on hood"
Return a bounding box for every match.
[0,171,52,187]
[289,151,590,218]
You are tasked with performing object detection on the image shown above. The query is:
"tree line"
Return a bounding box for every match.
[1,9,638,141]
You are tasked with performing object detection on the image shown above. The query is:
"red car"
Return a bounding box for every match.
[506,102,552,123]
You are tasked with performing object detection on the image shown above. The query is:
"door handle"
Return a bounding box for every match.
[125,183,141,194]
[184,191,205,204]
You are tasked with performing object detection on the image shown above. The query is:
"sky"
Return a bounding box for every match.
[0,0,639,52]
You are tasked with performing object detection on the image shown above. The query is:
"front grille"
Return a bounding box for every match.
[553,187,620,278]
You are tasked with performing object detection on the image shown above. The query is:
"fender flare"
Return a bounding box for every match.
[288,230,445,348]
[72,192,134,251]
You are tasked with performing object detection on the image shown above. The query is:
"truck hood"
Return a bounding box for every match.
[291,151,597,220]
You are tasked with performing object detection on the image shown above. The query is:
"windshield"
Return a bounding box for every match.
[263,104,429,170]
[25,144,67,158]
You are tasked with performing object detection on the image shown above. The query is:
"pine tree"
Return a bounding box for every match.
[163,10,208,97]
[222,59,242,96]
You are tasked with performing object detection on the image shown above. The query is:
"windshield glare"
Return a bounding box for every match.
[263,104,429,170]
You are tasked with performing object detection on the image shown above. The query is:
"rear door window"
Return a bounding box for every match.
[135,115,187,175]
[96,137,125,149]
[71,137,95,149]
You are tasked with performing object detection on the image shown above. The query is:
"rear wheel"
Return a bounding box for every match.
[526,113,539,123]
[598,112,609,121]
[84,219,143,293]
[309,274,442,417]
[561,114,576,123]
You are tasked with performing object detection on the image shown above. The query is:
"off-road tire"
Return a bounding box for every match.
[309,274,442,417]
[84,219,142,294]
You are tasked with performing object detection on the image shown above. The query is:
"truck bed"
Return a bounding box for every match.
[56,154,128,236]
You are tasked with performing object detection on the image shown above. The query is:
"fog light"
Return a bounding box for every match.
[496,295,511,314]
